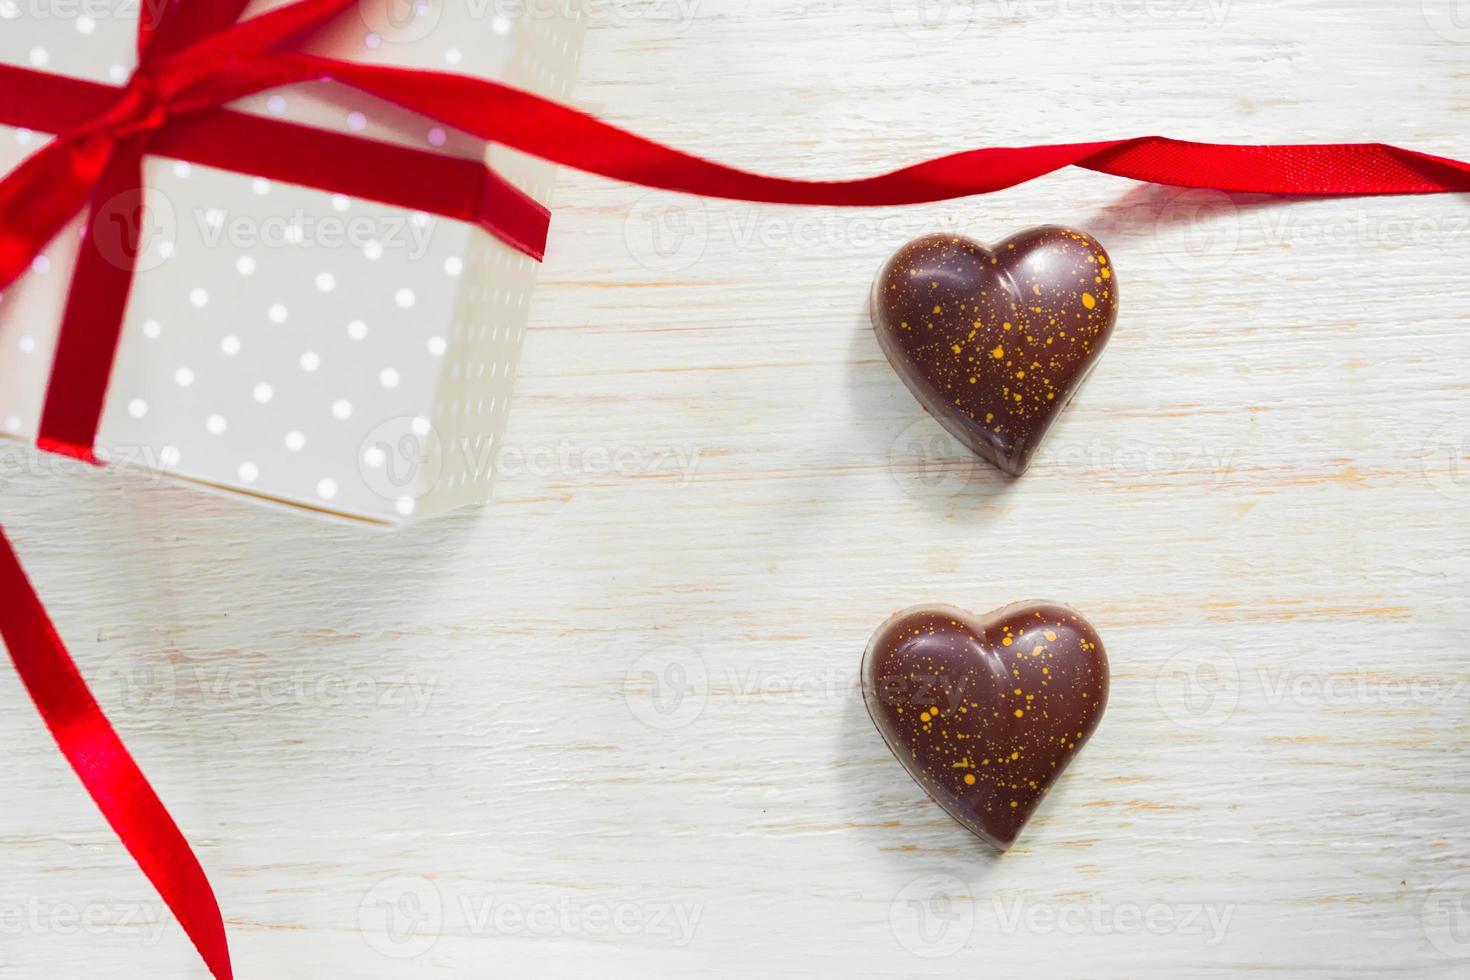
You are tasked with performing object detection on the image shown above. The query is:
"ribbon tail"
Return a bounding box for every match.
[0,527,233,980]
[0,137,110,293]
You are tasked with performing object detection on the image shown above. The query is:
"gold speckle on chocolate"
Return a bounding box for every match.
[870,227,1119,476]
[861,601,1110,850]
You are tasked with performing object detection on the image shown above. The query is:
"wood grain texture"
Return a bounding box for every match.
[3,2,1470,977]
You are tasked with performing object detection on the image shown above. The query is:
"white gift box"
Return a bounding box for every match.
[0,1,584,525]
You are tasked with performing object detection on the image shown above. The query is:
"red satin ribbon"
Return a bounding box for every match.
[1,2,1468,978]
[0,529,232,978]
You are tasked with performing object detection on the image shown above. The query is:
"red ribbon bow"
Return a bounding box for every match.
[1,1,1467,977]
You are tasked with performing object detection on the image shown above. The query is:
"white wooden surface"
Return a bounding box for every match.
[4,2,1470,977]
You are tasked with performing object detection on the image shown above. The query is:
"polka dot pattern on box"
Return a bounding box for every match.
[0,4,585,524]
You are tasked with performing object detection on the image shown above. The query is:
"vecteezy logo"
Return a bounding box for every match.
[1153,187,1240,273]
[623,645,708,730]
[357,0,443,44]
[1423,873,1470,958]
[1423,0,1470,42]
[92,186,177,274]
[358,875,443,958]
[1154,645,1240,730]
[888,417,979,499]
[358,416,444,507]
[96,648,180,714]
[889,873,973,958]
[623,190,708,273]
[888,0,975,40]
[1419,424,1470,503]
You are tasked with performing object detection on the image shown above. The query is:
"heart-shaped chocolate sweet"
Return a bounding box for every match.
[862,602,1108,849]
[871,227,1117,475]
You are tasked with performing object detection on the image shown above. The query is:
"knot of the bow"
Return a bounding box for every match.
[93,72,171,141]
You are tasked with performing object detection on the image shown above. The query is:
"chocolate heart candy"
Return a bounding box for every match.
[871,227,1117,475]
[862,602,1108,849]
